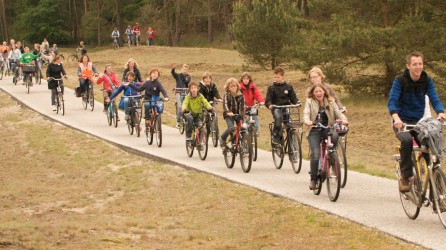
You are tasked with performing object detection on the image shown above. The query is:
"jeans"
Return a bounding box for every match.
[184,113,202,137]
[123,97,130,115]
[307,128,339,181]
[79,78,89,93]
[221,117,235,142]
[272,108,290,137]
[51,84,64,105]
[394,128,415,179]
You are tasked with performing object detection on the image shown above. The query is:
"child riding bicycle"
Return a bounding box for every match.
[240,72,264,132]
[303,83,348,190]
[97,64,121,112]
[182,82,214,140]
[172,63,192,127]
[265,66,300,145]
[108,71,142,121]
[219,78,245,149]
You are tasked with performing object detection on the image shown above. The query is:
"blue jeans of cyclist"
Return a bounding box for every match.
[185,113,202,137]
[122,97,130,115]
[221,117,235,143]
[79,78,89,93]
[308,128,339,181]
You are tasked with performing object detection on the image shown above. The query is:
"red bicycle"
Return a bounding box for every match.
[312,120,347,202]
[222,114,253,173]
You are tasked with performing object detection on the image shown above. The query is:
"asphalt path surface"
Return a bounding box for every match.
[1,76,445,249]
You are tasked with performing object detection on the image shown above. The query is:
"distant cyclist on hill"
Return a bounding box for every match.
[132,22,141,46]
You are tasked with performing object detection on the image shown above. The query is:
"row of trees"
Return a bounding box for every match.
[2,0,446,96]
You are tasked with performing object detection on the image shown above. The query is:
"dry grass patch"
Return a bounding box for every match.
[0,90,420,249]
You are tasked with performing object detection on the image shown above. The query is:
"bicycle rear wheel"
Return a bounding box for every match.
[83,88,88,110]
[399,166,422,220]
[313,173,323,195]
[289,130,302,174]
[0,65,3,80]
[338,140,348,188]
[431,167,446,228]
[224,134,236,169]
[56,92,60,114]
[326,153,341,202]
[107,106,112,126]
[13,68,17,85]
[240,131,253,173]
[198,128,208,160]
[155,115,162,147]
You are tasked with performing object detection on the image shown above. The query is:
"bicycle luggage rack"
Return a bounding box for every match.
[21,64,36,73]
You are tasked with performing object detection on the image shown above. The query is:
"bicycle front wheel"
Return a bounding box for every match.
[211,117,219,147]
[155,115,162,147]
[399,163,422,220]
[224,134,236,169]
[60,93,65,116]
[186,137,194,157]
[26,75,31,94]
[198,128,208,161]
[326,153,341,202]
[35,70,41,85]
[113,103,118,128]
[134,111,141,137]
[252,126,258,161]
[56,92,60,114]
[107,106,112,126]
[89,87,94,111]
[240,131,253,173]
[272,144,284,169]
[338,141,348,188]
[146,122,154,145]
[0,65,3,80]
[83,88,88,110]
[127,112,134,135]
[289,130,302,174]
[313,174,323,195]
[431,167,446,228]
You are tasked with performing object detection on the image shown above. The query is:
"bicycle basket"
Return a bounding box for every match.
[21,64,36,73]
[336,125,349,136]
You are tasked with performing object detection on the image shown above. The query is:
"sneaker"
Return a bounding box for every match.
[399,178,411,193]
[52,105,56,111]
[219,138,226,149]
[309,180,317,190]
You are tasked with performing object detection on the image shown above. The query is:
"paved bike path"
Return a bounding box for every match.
[1,78,445,249]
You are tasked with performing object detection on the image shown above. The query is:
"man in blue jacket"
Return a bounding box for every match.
[388,51,446,192]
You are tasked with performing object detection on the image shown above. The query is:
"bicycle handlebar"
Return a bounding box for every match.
[271,102,301,109]
[48,77,65,81]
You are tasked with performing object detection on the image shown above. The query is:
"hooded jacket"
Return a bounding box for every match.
[240,81,264,107]
[388,69,444,123]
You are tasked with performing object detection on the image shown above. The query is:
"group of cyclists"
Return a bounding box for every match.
[113,22,155,47]
[2,41,446,217]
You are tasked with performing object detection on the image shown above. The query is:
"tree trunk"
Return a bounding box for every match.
[114,0,122,30]
[163,0,173,46]
[174,0,181,45]
[303,0,309,17]
[381,0,389,27]
[74,0,79,42]
[207,0,213,43]
[0,0,8,40]
[97,1,105,46]
[84,0,87,14]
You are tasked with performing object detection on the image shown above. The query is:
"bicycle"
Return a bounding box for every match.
[105,90,119,128]
[311,121,344,202]
[67,49,80,63]
[184,111,209,160]
[125,95,143,137]
[113,37,120,50]
[205,101,220,147]
[394,122,446,228]
[245,104,262,161]
[174,87,189,134]
[49,77,65,115]
[21,64,36,94]
[145,99,164,147]
[11,59,20,85]
[81,78,95,111]
[222,114,253,173]
[269,104,303,174]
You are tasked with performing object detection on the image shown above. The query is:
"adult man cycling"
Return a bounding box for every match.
[388,51,446,192]
[111,27,120,47]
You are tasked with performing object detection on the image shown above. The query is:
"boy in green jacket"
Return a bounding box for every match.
[182,81,214,140]
[20,46,40,64]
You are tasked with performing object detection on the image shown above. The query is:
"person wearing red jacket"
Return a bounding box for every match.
[240,72,264,132]
[132,22,141,46]
[97,64,120,111]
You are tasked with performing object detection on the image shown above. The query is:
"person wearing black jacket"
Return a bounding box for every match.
[265,66,299,144]
[129,68,169,125]
[172,63,192,126]
[46,55,66,111]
